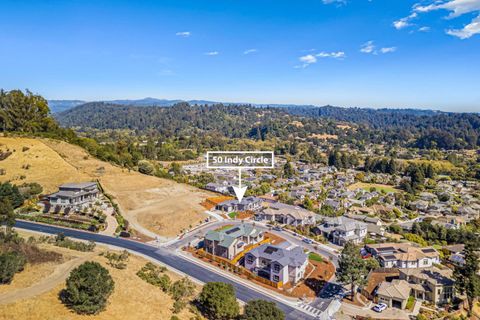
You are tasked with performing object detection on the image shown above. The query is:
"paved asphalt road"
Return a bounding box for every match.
[14,220,316,320]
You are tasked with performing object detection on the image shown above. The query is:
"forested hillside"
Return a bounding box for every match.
[57,101,480,150]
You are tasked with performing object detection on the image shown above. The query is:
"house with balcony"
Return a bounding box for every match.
[399,266,454,305]
[314,216,367,245]
[365,243,440,269]
[203,224,264,260]
[47,182,99,211]
[244,243,308,285]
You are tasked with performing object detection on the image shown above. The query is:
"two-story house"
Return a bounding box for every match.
[204,224,264,260]
[314,216,368,245]
[365,243,440,269]
[215,197,263,213]
[256,202,316,226]
[48,182,99,211]
[244,243,308,285]
[399,267,454,305]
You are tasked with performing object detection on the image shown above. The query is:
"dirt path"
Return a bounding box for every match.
[0,252,97,305]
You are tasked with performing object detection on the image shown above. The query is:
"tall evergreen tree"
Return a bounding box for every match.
[454,242,480,316]
[336,241,367,301]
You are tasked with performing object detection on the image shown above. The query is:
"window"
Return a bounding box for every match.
[273,275,280,282]
[246,256,254,264]
[273,264,281,273]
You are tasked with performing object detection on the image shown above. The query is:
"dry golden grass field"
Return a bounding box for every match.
[0,232,199,320]
[0,137,214,238]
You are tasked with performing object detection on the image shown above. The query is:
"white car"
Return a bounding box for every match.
[372,303,387,313]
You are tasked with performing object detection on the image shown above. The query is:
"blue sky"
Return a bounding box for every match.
[1,0,479,111]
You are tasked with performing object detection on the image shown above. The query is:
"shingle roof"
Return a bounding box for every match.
[248,243,307,267]
[205,224,262,248]
[377,280,411,300]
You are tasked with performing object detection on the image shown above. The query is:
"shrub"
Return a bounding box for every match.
[61,261,114,314]
[0,251,27,284]
[137,262,171,292]
[170,277,195,313]
[138,160,155,175]
[102,250,130,269]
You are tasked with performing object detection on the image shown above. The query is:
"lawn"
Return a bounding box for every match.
[308,252,324,263]
[228,212,238,219]
[348,182,400,194]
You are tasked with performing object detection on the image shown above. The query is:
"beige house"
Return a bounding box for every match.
[376,279,411,309]
[204,224,264,260]
[399,267,454,305]
[256,202,316,226]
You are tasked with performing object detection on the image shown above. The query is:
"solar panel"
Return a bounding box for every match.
[383,255,397,260]
[225,227,240,234]
[422,248,436,253]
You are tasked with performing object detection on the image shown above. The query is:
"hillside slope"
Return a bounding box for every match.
[0,137,213,238]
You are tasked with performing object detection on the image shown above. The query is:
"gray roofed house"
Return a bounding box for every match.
[256,202,316,226]
[48,182,99,212]
[215,196,263,213]
[204,224,264,260]
[244,243,308,285]
[314,216,367,245]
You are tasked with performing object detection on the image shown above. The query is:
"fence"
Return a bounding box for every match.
[197,249,283,289]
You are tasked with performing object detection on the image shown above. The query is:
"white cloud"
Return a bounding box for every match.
[418,26,431,32]
[393,12,418,29]
[175,31,191,37]
[316,51,346,59]
[380,47,397,53]
[413,0,480,39]
[322,0,347,5]
[360,41,375,53]
[360,41,397,55]
[446,14,480,38]
[414,0,480,18]
[300,54,317,64]
[296,54,318,68]
[205,51,219,56]
[243,49,257,55]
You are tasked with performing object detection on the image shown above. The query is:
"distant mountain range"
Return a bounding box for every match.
[48,98,230,113]
[48,98,447,115]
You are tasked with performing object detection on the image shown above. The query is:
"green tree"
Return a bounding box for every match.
[0,251,26,284]
[0,89,57,132]
[283,161,295,178]
[198,282,240,320]
[61,261,114,315]
[0,182,24,208]
[0,198,15,231]
[336,241,367,300]
[243,299,285,320]
[454,243,480,316]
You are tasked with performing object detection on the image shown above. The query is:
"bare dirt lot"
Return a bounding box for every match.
[0,231,199,320]
[0,137,214,238]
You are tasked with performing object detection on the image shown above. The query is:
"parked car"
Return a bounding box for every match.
[372,303,387,313]
[273,226,283,231]
[302,238,313,244]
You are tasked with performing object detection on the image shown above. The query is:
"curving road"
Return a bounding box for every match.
[14,220,316,320]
